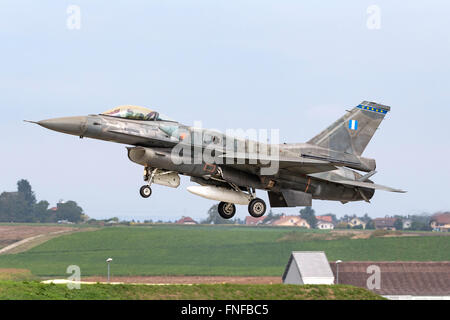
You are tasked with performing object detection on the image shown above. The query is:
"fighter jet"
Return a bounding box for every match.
[26,101,405,219]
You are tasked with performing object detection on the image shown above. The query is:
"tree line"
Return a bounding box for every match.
[0,179,85,223]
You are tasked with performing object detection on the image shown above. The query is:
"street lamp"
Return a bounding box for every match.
[336,260,342,284]
[106,258,113,282]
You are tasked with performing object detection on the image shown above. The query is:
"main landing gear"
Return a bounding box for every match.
[218,202,236,219]
[217,187,267,219]
[248,198,266,218]
[217,197,267,219]
[139,167,156,198]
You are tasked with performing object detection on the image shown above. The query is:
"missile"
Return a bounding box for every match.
[187,185,251,205]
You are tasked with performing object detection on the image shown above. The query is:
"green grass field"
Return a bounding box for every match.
[0,281,384,300]
[0,225,448,277]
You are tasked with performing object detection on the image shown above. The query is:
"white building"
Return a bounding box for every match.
[316,221,334,230]
[282,251,335,285]
[348,217,366,229]
[403,219,412,229]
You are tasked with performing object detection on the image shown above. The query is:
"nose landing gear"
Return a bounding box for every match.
[139,167,156,198]
[140,185,152,198]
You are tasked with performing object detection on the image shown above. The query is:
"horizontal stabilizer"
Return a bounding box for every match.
[334,179,406,193]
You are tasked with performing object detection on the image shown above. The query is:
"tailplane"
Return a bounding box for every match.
[307,101,390,156]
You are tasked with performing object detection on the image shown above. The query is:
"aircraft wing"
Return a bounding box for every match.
[218,153,337,175]
[332,180,406,193]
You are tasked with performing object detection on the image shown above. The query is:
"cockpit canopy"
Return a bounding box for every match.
[101,105,176,122]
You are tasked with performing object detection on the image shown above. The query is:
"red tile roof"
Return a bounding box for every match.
[245,216,266,225]
[316,215,333,223]
[329,261,450,296]
[373,217,397,228]
[431,212,450,225]
[175,217,197,224]
[272,216,309,227]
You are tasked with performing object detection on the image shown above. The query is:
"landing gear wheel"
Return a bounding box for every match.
[218,202,236,219]
[248,198,266,217]
[139,185,152,198]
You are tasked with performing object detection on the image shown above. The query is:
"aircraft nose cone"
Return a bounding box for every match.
[38,116,87,136]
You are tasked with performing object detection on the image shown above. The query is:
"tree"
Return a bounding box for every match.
[17,179,36,206]
[0,192,23,222]
[263,209,284,224]
[33,200,50,223]
[299,206,317,229]
[393,218,403,230]
[335,222,349,229]
[56,201,84,223]
[365,219,375,229]
[0,190,32,223]
[410,214,432,231]
[410,220,431,231]
[362,213,374,229]
[325,213,338,224]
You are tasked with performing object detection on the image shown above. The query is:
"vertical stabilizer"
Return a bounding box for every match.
[307,101,390,156]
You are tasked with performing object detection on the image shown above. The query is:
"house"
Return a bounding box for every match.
[373,217,398,230]
[316,221,334,230]
[245,216,266,225]
[272,216,310,228]
[175,216,198,225]
[0,191,18,199]
[430,213,450,232]
[402,219,412,229]
[348,217,366,229]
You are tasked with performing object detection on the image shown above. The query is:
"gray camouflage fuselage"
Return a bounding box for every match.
[31,101,404,208]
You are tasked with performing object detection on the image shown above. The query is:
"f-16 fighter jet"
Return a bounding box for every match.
[26,101,405,219]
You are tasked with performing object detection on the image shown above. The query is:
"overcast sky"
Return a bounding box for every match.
[1,1,449,221]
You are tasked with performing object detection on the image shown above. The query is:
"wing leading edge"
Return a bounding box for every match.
[218,153,337,175]
[332,179,406,193]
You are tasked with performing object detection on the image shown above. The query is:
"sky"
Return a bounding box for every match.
[1,1,450,221]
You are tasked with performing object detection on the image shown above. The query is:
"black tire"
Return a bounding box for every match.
[139,185,152,198]
[248,198,266,217]
[218,202,236,219]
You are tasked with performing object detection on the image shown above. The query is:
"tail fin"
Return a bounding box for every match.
[307,101,390,156]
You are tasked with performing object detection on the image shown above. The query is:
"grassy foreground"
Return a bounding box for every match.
[0,225,448,277]
[0,281,384,300]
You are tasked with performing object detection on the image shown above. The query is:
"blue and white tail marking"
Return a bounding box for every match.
[349,119,358,131]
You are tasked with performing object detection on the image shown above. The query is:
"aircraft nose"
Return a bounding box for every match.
[38,116,88,136]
